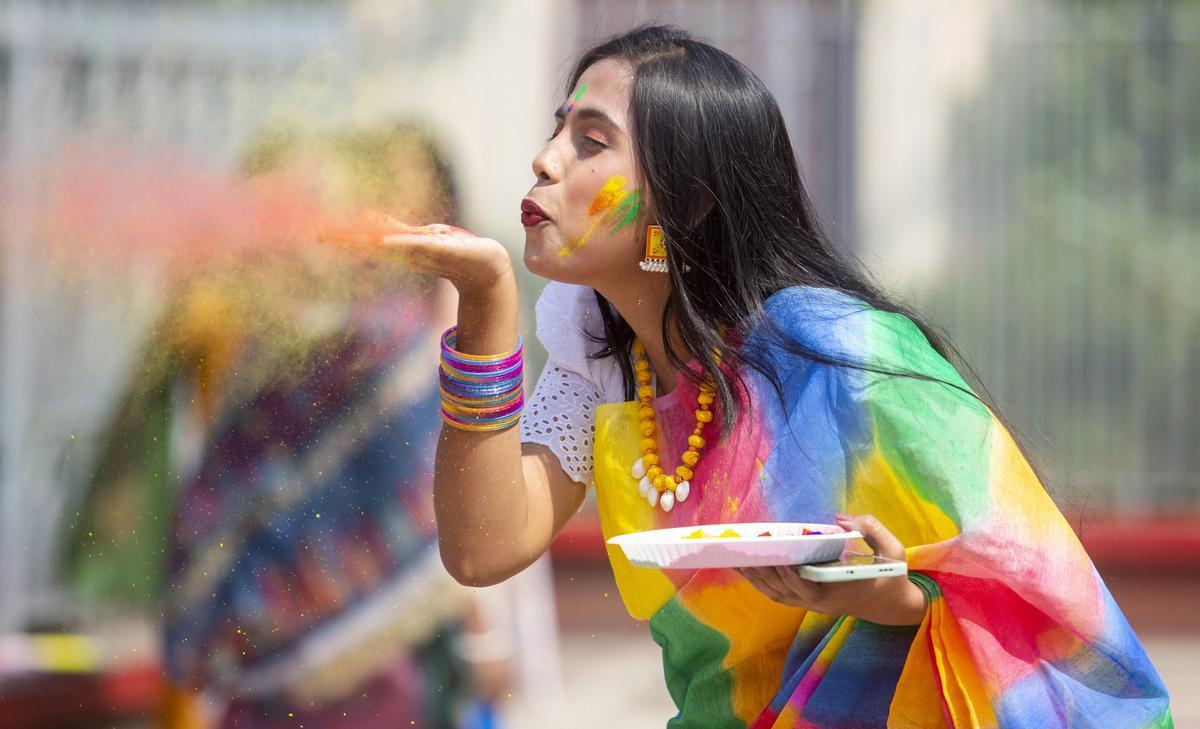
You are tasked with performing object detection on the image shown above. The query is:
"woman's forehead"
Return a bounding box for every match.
[569,59,634,115]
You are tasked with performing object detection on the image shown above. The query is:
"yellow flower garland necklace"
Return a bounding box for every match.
[629,339,716,512]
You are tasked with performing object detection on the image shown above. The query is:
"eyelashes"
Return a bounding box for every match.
[544,127,608,150]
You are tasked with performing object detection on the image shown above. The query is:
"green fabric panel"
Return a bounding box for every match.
[906,570,942,605]
[860,309,995,527]
[649,596,744,729]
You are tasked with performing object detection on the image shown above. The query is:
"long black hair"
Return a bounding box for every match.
[571,24,1019,448]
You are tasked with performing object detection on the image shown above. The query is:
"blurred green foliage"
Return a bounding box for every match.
[930,2,1199,510]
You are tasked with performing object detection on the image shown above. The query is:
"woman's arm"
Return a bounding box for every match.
[344,222,586,586]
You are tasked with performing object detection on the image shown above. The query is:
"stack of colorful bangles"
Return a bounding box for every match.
[439,326,524,432]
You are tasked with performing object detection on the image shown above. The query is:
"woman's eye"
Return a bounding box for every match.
[582,136,607,150]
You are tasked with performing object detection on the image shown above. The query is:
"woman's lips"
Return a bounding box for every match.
[520,198,550,227]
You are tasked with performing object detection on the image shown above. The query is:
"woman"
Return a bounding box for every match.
[68,125,496,729]
[353,25,1170,728]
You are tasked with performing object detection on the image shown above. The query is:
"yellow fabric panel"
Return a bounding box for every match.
[846,440,960,547]
[890,612,952,729]
[594,401,678,620]
[928,597,1000,728]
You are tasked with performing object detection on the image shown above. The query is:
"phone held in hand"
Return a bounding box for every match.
[795,552,908,582]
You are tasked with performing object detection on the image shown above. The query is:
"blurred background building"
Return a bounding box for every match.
[1,0,1196,727]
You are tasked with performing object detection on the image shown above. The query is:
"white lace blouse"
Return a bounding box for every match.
[518,282,629,486]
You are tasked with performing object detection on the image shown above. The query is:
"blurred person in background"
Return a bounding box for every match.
[66,124,515,728]
[328,25,1172,728]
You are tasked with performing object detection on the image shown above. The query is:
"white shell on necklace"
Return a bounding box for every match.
[638,475,652,497]
[660,490,676,512]
[631,455,691,511]
[632,459,647,479]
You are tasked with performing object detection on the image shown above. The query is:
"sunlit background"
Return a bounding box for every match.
[1,1,1196,727]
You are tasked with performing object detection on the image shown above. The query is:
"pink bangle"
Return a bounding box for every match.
[441,327,523,371]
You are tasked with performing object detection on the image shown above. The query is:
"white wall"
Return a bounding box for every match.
[349,0,576,251]
[855,0,998,295]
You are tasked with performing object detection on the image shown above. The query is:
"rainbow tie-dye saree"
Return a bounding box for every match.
[592,286,1170,728]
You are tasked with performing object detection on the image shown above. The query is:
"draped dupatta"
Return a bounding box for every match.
[591,286,1171,728]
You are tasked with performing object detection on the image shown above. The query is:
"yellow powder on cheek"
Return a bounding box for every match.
[558,175,632,257]
[588,175,629,215]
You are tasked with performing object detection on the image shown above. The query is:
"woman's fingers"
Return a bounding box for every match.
[738,566,822,609]
[382,226,453,242]
[379,232,479,278]
[380,231,471,257]
[317,210,409,246]
[737,568,790,604]
[835,513,906,561]
[319,212,511,292]
[742,566,787,595]
[318,211,462,255]
[773,565,823,605]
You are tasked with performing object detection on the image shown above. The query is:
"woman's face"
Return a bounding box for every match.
[522,58,649,286]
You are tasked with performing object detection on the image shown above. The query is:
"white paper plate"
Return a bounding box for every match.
[607,522,861,570]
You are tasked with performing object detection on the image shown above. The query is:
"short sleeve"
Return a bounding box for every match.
[519,360,604,486]
[519,282,626,486]
[531,282,626,401]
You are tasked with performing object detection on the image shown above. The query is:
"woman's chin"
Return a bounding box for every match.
[523,248,587,285]
[522,232,561,275]
[522,229,600,285]
[522,248,557,279]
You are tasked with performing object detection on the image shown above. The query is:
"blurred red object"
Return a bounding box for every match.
[1074,515,1200,571]
[0,662,165,729]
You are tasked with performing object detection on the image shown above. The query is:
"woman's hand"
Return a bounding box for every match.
[319,211,512,297]
[736,514,928,626]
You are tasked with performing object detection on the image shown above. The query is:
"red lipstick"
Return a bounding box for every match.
[521,198,550,227]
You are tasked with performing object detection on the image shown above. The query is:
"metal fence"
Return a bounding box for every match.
[930,1,1200,515]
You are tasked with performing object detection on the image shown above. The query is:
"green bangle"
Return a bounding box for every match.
[906,571,939,610]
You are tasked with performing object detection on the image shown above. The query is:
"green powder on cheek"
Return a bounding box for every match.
[608,189,641,232]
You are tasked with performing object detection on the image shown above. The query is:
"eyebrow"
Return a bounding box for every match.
[554,105,623,134]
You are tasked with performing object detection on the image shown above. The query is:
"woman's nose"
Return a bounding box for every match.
[531,141,560,183]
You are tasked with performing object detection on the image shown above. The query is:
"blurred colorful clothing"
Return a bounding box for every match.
[70,289,472,728]
[162,294,470,727]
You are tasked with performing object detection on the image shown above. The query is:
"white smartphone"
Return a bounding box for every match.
[795,552,908,582]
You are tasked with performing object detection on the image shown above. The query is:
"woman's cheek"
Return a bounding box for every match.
[563,175,639,253]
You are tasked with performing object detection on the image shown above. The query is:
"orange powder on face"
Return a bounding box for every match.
[588,175,629,215]
[558,175,633,256]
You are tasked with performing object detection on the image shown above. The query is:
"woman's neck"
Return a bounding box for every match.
[596,277,686,397]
